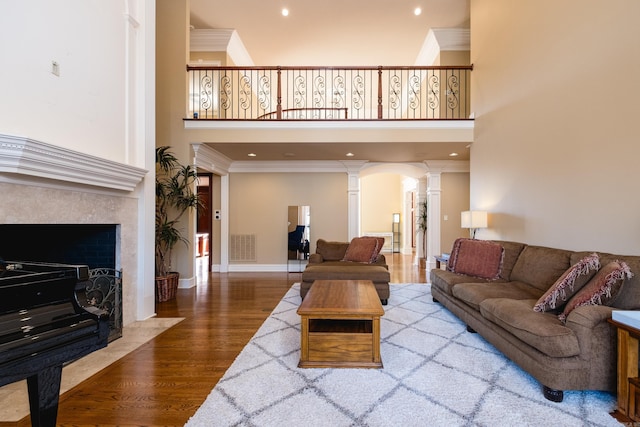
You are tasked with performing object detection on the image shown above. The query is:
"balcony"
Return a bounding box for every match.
[186,65,472,121]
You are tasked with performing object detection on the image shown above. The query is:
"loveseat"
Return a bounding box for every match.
[301,238,390,304]
[430,238,639,402]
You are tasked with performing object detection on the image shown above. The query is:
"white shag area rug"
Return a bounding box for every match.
[186,283,621,427]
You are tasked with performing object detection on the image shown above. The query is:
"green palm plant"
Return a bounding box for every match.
[155,146,202,277]
[417,198,428,258]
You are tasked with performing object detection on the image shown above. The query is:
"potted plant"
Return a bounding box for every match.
[417,198,428,269]
[155,146,201,302]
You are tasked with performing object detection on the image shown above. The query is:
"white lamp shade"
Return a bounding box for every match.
[392,213,400,223]
[461,210,487,229]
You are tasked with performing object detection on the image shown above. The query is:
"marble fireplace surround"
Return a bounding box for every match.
[0,133,147,327]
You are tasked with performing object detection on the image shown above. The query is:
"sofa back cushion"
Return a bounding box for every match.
[315,239,350,261]
[509,245,572,291]
[491,241,527,281]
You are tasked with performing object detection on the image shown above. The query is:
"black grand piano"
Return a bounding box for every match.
[0,260,110,427]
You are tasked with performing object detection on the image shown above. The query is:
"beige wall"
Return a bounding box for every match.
[440,172,470,253]
[470,0,640,254]
[157,0,198,278]
[438,51,470,66]
[361,173,404,239]
[229,172,348,264]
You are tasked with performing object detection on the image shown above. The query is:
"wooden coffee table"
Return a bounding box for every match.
[297,280,384,368]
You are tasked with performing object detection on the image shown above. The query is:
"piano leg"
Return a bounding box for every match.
[26,365,63,427]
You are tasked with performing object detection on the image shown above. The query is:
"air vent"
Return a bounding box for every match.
[229,234,256,261]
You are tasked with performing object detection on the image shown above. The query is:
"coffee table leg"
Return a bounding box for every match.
[372,316,381,364]
[299,316,309,365]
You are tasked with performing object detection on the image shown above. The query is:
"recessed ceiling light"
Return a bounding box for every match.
[282,8,289,17]
[414,7,422,16]
[248,153,257,157]
[449,152,459,157]
[346,152,355,157]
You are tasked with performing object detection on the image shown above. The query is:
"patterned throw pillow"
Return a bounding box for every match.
[558,260,634,322]
[448,238,504,280]
[533,253,600,312]
[342,237,380,263]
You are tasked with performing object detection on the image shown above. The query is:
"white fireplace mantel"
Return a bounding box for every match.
[0,134,147,192]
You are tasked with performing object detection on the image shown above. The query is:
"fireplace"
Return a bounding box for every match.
[0,224,118,269]
[0,134,149,331]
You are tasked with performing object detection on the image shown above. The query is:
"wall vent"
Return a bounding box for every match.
[230,234,256,261]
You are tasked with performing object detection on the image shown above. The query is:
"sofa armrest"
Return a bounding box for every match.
[308,253,324,263]
[565,305,615,367]
[565,305,613,329]
[374,254,386,264]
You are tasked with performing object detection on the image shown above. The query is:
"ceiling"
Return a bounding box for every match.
[188,0,471,163]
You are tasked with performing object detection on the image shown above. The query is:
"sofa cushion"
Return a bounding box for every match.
[533,253,600,312]
[509,246,572,291]
[430,270,499,297]
[451,281,543,310]
[480,298,580,358]
[447,238,504,280]
[491,241,527,281]
[559,260,634,322]
[301,262,391,282]
[315,239,350,261]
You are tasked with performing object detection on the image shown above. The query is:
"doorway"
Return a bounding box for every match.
[197,173,212,272]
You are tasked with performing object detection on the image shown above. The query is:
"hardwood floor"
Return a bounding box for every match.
[37,254,425,426]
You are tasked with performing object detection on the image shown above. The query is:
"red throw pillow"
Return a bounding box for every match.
[533,253,600,312]
[559,260,634,322]
[342,237,380,263]
[451,238,504,280]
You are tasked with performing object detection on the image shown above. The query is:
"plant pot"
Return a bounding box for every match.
[155,272,179,302]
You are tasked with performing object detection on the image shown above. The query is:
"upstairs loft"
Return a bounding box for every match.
[183,65,474,153]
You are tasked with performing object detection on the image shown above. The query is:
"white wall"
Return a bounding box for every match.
[0,1,156,322]
[470,0,640,255]
[0,1,135,164]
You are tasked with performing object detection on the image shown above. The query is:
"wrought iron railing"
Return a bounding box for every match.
[186,65,472,121]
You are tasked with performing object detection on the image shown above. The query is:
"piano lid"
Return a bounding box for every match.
[0,260,90,314]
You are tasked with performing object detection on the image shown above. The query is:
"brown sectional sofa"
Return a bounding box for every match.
[430,239,640,402]
[301,239,390,304]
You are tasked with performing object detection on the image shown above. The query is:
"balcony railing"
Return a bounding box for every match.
[186,65,472,121]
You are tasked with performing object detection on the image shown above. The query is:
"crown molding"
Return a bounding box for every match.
[415,28,470,65]
[192,143,233,175]
[190,29,254,66]
[228,160,366,173]
[0,134,147,192]
[190,28,234,52]
[424,159,470,173]
[432,28,471,51]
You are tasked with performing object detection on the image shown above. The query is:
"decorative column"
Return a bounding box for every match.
[414,177,428,265]
[347,170,361,240]
[426,171,442,273]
